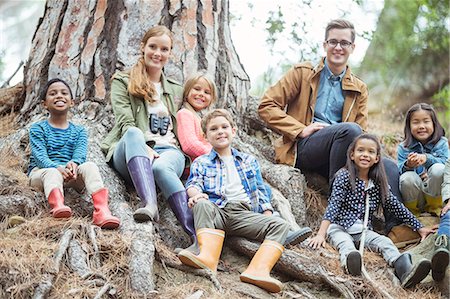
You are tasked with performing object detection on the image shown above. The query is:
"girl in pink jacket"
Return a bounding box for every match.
[176,72,217,161]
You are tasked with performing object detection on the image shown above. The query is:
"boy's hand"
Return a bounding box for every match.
[308,234,326,249]
[263,210,273,216]
[57,166,73,182]
[441,200,450,216]
[418,226,437,241]
[188,193,208,208]
[65,161,78,180]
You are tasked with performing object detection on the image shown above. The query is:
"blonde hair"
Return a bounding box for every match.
[128,25,173,103]
[182,71,217,107]
[201,109,236,133]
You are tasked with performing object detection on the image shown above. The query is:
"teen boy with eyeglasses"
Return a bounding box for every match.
[259,19,408,241]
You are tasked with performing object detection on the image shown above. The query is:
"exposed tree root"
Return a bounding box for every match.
[32,229,73,299]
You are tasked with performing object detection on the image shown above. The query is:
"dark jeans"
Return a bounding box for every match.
[295,122,402,234]
[383,157,403,233]
[295,122,362,183]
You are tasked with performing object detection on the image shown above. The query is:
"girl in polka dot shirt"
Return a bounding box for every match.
[308,134,435,288]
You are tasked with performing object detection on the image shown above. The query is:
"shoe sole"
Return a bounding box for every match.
[285,228,313,246]
[346,251,362,276]
[97,219,120,229]
[52,208,72,218]
[403,259,431,288]
[240,273,283,293]
[133,208,159,223]
[431,249,449,281]
[178,251,214,272]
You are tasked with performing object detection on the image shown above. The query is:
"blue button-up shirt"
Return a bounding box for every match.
[186,148,273,213]
[324,168,423,231]
[314,60,346,124]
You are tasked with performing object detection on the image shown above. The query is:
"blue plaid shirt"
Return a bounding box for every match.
[186,148,273,212]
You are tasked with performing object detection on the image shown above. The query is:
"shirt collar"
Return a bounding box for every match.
[207,147,243,161]
[324,59,346,81]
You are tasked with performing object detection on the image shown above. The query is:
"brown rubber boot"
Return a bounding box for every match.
[240,240,284,293]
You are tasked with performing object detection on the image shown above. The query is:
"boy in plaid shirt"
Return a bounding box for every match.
[178,109,311,293]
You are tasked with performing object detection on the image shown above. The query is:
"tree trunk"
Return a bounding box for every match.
[20,0,250,121]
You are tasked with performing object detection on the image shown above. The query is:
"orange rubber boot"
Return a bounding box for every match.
[48,188,72,218]
[178,228,225,272]
[92,188,120,229]
[240,240,284,293]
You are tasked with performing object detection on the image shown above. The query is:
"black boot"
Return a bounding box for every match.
[431,234,449,282]
[283,227,312,246]
[168,190,198,254]
[345,250,362,276]
[394,253,431,288]
[127,156,159,222]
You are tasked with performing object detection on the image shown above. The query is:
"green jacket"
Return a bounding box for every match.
[101,71,183,162]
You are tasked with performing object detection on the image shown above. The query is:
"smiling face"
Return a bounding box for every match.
[140,34,172,72]
[350,138,380,172]
[323,28,355,73]
[205,116,236,156]
[410,109,434,144]
[43,82,74,114]
[187,77,213,111]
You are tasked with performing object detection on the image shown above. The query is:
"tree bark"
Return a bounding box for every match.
[20,0,249,121]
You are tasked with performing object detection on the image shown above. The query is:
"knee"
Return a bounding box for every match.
[339,122,362,139]
[399,172,420,187]
[193,199,213,214]
[78,161,99,172]
[123,127,145,142]
[43,168,64,182]
[428,163,445,179]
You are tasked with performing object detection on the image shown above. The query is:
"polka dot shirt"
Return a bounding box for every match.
[323,168,423,230]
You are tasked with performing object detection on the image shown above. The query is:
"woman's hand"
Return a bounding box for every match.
[146,145,160,159]
[188,193,208,208]
[441,200,450,216]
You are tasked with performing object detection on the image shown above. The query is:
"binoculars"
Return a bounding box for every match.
[150,114,170,136]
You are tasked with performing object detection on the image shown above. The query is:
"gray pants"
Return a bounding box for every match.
[400,163,445,210]
[193,200,290,244]
[327,224,401,268]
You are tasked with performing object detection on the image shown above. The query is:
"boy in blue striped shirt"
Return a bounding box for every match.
[178,109,311,293]
[28,78,120,229]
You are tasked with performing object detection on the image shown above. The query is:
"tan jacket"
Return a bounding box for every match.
[258,58,368,166]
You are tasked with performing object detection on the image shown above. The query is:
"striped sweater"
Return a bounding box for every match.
[28,120,88,174]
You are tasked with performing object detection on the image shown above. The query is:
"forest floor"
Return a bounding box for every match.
[0,110,448,299]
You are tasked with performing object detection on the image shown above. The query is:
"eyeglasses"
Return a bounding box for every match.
[325,39,353,49]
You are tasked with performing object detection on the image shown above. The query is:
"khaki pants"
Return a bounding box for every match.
[29,161,104,198]
[193,200,289,244]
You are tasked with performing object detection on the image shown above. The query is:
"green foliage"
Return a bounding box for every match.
[432,85,450,130]
[359,0,449,108]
